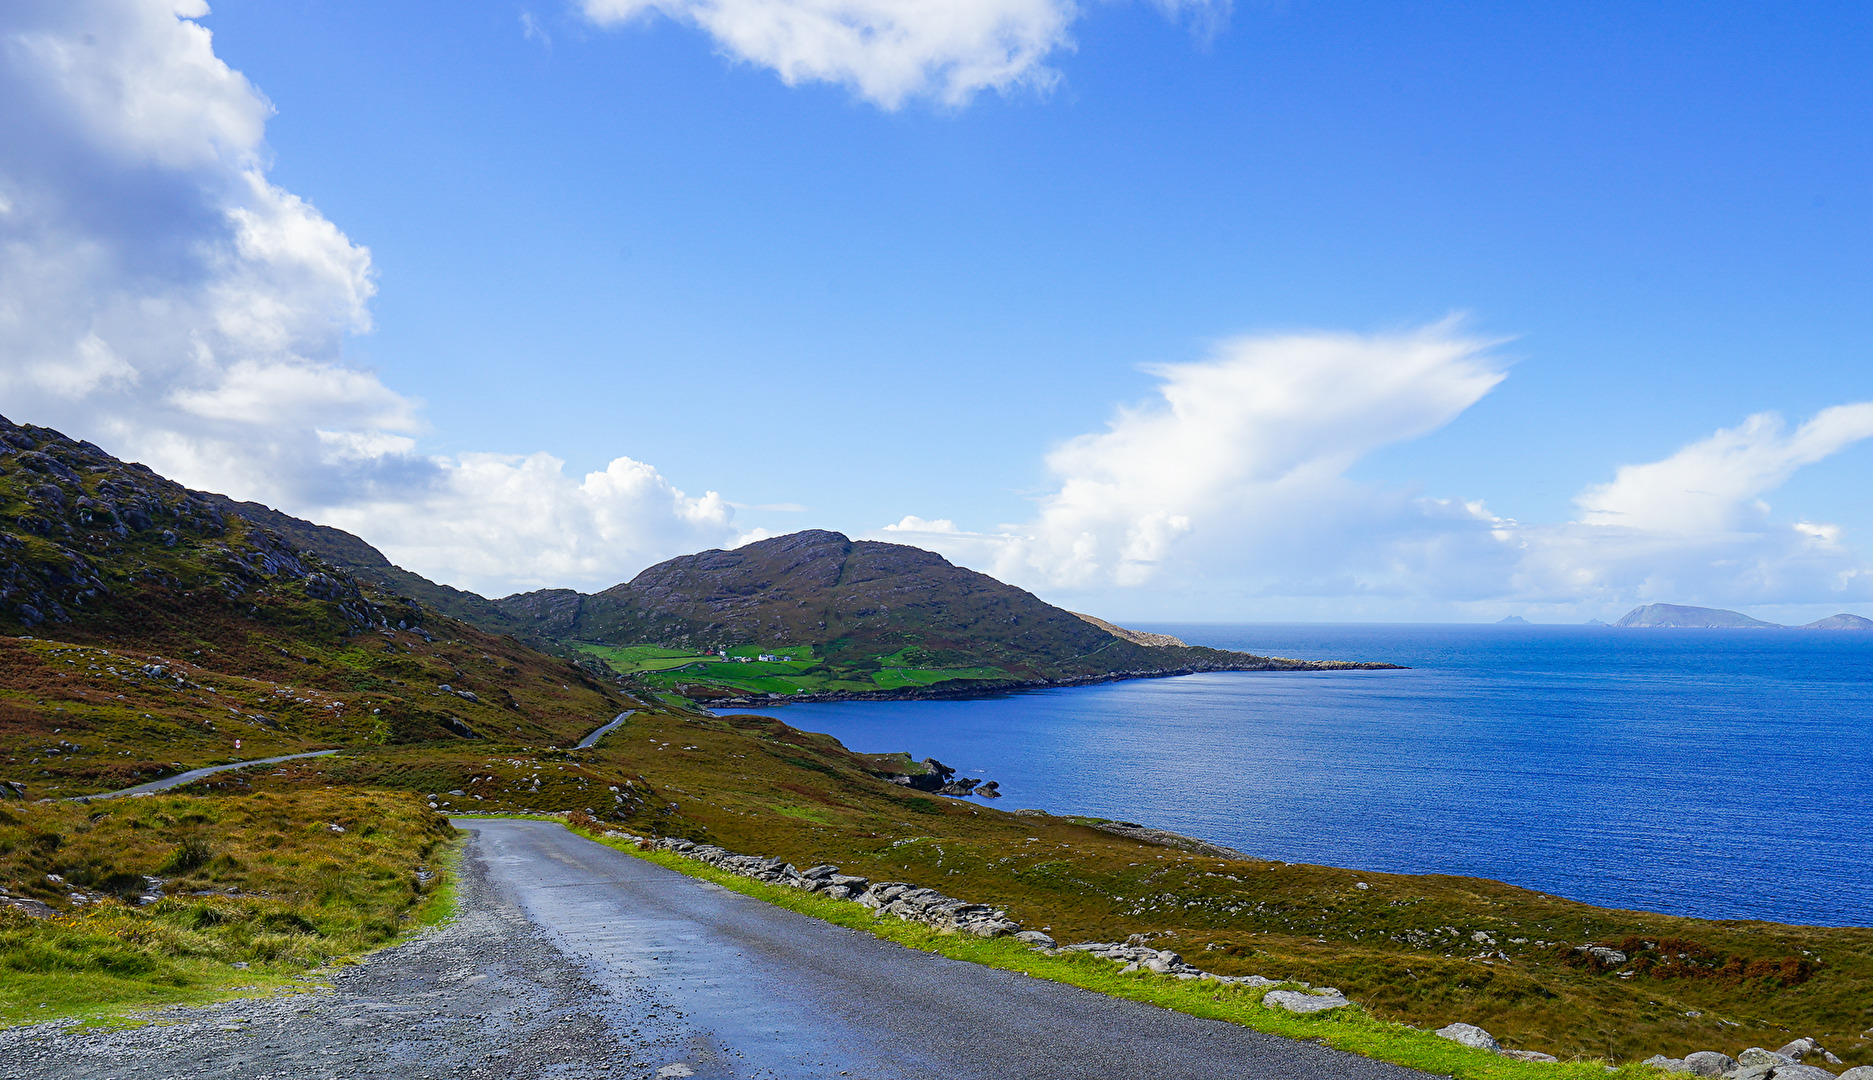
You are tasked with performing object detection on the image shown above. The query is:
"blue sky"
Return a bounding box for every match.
[3,1,1871,621]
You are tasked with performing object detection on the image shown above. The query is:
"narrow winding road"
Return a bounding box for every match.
[80,749,339,800]
[4,819,1436,1080]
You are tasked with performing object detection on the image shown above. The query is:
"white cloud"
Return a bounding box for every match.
[580,0,1227,108]
[947,322,1508,592]
[1574,405,1873,534]
[0,0,391,506]
[0,0,741,595]
[876,326,1873,621]
[320,453,735,597]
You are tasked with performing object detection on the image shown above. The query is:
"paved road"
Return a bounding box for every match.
[2,819,1439,1079]
[463,820,1431,1080]
[80,749,339,800]
[575,710,636,749]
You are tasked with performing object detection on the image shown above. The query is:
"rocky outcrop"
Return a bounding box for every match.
[1085,821,1251,860]
[0,416,412,638]
[1069,612,1187,648]
[1640,1038,1855,1078]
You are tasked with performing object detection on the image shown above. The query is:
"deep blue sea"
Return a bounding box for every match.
[728,624,1873,928]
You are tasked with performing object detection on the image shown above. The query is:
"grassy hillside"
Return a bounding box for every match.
[501,529,1391,698]
[0,789,454,1025]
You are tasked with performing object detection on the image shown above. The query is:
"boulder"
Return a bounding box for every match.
[1262,990,1350,1014]
[1641,1056,1691,1073]
[1740,1049,1799,1068]
[1013,931,1056,949]
[1435,1023,1501,1051]
[1499,1050,1559,1063]
[1683,1052,1737,1077]
[1774,1066,1841,1080]
[1836,1069,1873,1080]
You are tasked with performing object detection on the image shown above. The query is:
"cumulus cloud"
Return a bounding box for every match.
[0,0,392,505]
[319,454,736,597]
[911,323,1509,592]
[876,326,1873,620]
[0,0,740,595]
[580,0,1228,108]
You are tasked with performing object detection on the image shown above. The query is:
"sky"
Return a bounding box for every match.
[2,0,1872,623]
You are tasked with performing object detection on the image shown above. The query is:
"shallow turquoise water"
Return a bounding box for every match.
[728,624,1873,927]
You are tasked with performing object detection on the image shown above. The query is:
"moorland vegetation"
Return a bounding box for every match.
[0,414,1867,1076]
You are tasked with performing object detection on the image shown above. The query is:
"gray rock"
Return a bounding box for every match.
[1781,1040,1821,1062]
[1574,944,1628,965]
[1499,1049,1559,1063]
[1836,1069,1873,1080]
[1013,931,1056,949]
[1435,1023,1501,1051]
[1731,1067,1777,1080]
[1774,1066,1840,1080]
[1683,1051,1737,1076]
[1262,990,1350,1014]
[1740,1049,1799,1067]
[1642,1055,1691,1073]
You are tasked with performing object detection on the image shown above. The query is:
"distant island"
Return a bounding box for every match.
[1495,615,1530,625]
[1613,603,1873,629]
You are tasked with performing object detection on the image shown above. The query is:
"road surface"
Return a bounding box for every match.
[2,818,1437,1080]
[575,710,636,749]
[80,749,339,800]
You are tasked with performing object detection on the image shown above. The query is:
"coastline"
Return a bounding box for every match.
[705,655,1406,708]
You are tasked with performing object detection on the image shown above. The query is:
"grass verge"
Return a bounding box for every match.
[0,789,458,1027]
[568,821,1657,1080]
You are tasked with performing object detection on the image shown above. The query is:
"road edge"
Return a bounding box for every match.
[548,819,1652,1080]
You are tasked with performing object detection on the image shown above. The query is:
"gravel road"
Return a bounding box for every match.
[3,819,1438,1080]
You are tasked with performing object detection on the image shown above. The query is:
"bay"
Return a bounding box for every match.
[727,624,1873,928]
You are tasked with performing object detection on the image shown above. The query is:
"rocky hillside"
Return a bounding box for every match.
[0,415,637,782]
[494,529,1385,686]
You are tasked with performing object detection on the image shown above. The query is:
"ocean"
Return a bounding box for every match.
[725,624,1873,928]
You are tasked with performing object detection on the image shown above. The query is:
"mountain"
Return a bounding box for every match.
[494,529,1392,696]
[1495,615,1530,625]
[0,414,635,776]
[196,494,530,639]
[1800,613,1873,630]
[1614,604,1781,629]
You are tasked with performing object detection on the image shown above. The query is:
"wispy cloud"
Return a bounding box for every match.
[579,0,1229,109]
[876,327,1873,619]
[519,10,552,47]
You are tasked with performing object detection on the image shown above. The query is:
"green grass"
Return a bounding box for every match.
[0,790,458,1027]
[569,821,1656,1080]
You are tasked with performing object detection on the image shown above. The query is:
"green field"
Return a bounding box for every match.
[577,642,1012,697]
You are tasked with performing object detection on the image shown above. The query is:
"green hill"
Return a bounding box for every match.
[492,529,1393,699]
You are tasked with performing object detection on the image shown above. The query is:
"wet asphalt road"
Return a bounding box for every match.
[3,819,1438,1079]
